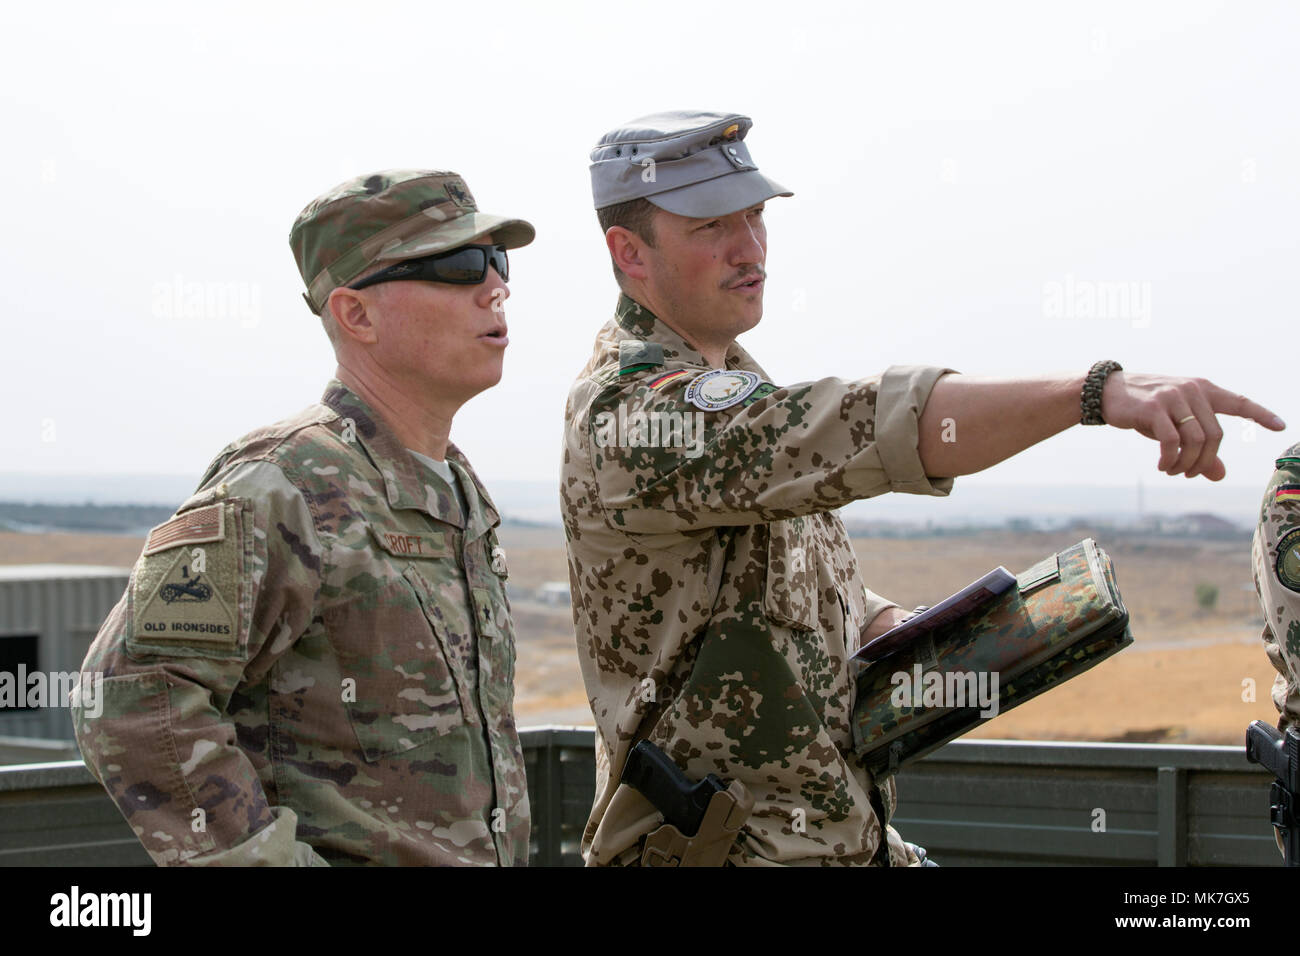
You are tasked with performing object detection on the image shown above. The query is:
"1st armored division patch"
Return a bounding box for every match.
[130,501,246,652]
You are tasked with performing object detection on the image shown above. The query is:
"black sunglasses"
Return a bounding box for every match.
[349,243,508,290]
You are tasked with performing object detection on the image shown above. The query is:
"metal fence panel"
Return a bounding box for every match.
[0,730,1283,867]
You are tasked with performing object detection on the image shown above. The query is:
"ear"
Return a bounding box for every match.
[326,286,379,345]
[606,226,650,282]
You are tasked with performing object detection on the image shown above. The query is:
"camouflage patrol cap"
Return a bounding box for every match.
[290,169,535,314]
[589,111,792,217]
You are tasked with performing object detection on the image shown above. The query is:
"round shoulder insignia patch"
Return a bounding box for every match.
[1276,528,1300,593]
[684,370,761,412]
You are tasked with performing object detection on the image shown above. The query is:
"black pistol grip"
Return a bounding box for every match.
[622,740,704,834]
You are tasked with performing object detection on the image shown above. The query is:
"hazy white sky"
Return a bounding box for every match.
[3,1,1296,516]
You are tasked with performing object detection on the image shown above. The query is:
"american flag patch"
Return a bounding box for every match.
[648,369,692,391]
[143,503,225,555]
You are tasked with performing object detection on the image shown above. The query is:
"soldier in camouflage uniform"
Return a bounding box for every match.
[1251,443,1300,735]
[73,170,535,865]
[563,111,1285,867]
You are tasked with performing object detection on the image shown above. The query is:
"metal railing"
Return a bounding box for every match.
[0,727,1281,866]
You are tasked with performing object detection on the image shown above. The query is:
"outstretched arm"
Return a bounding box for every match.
[917,368,1285,480]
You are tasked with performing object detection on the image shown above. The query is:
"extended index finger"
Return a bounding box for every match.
[1207,383,1286,430]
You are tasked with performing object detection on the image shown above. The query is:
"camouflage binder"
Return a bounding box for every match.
[852,538,1132,780]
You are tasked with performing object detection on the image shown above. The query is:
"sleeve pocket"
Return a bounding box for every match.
[763,517,820,632]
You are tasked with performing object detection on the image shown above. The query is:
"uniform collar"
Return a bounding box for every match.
[320,379,499,537]
[612,293,766,375]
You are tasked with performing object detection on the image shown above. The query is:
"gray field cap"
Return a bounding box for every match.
[589,110,792,218]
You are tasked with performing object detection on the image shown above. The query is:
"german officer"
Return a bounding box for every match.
[562,110,1284,866]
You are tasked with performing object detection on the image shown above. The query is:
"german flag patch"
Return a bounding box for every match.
[1275,485,1300,505]
[647,369,692,391]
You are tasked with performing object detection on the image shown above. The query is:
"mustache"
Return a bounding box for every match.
[721,265,767,289]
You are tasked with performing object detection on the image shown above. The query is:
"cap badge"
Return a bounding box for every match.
[445,180,474,208]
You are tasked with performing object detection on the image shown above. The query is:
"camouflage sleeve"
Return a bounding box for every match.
[1252,464,1300,732]
[72,460,326,865]
[585,364,956,534]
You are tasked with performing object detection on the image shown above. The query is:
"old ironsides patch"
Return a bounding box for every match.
[133,501,242,650]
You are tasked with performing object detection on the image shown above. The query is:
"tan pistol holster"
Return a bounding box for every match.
[640,780,754,867]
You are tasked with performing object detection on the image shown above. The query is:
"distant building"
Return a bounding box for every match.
[1174,513,1243,535]
[536,581,571,606]
[1134,512,1245,537]
[0,565,127,745]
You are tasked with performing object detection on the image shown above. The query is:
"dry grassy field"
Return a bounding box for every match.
[2,524,1281,744]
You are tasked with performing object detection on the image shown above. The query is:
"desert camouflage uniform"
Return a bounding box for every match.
[74,380,527,865]
[561,293,956,866]
[1251,441,1300,733]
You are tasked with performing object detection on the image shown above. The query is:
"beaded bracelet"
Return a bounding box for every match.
[1081,360,1123,425]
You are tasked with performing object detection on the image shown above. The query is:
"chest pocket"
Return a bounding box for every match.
[763,517,820,632]
[323,530,478,762]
